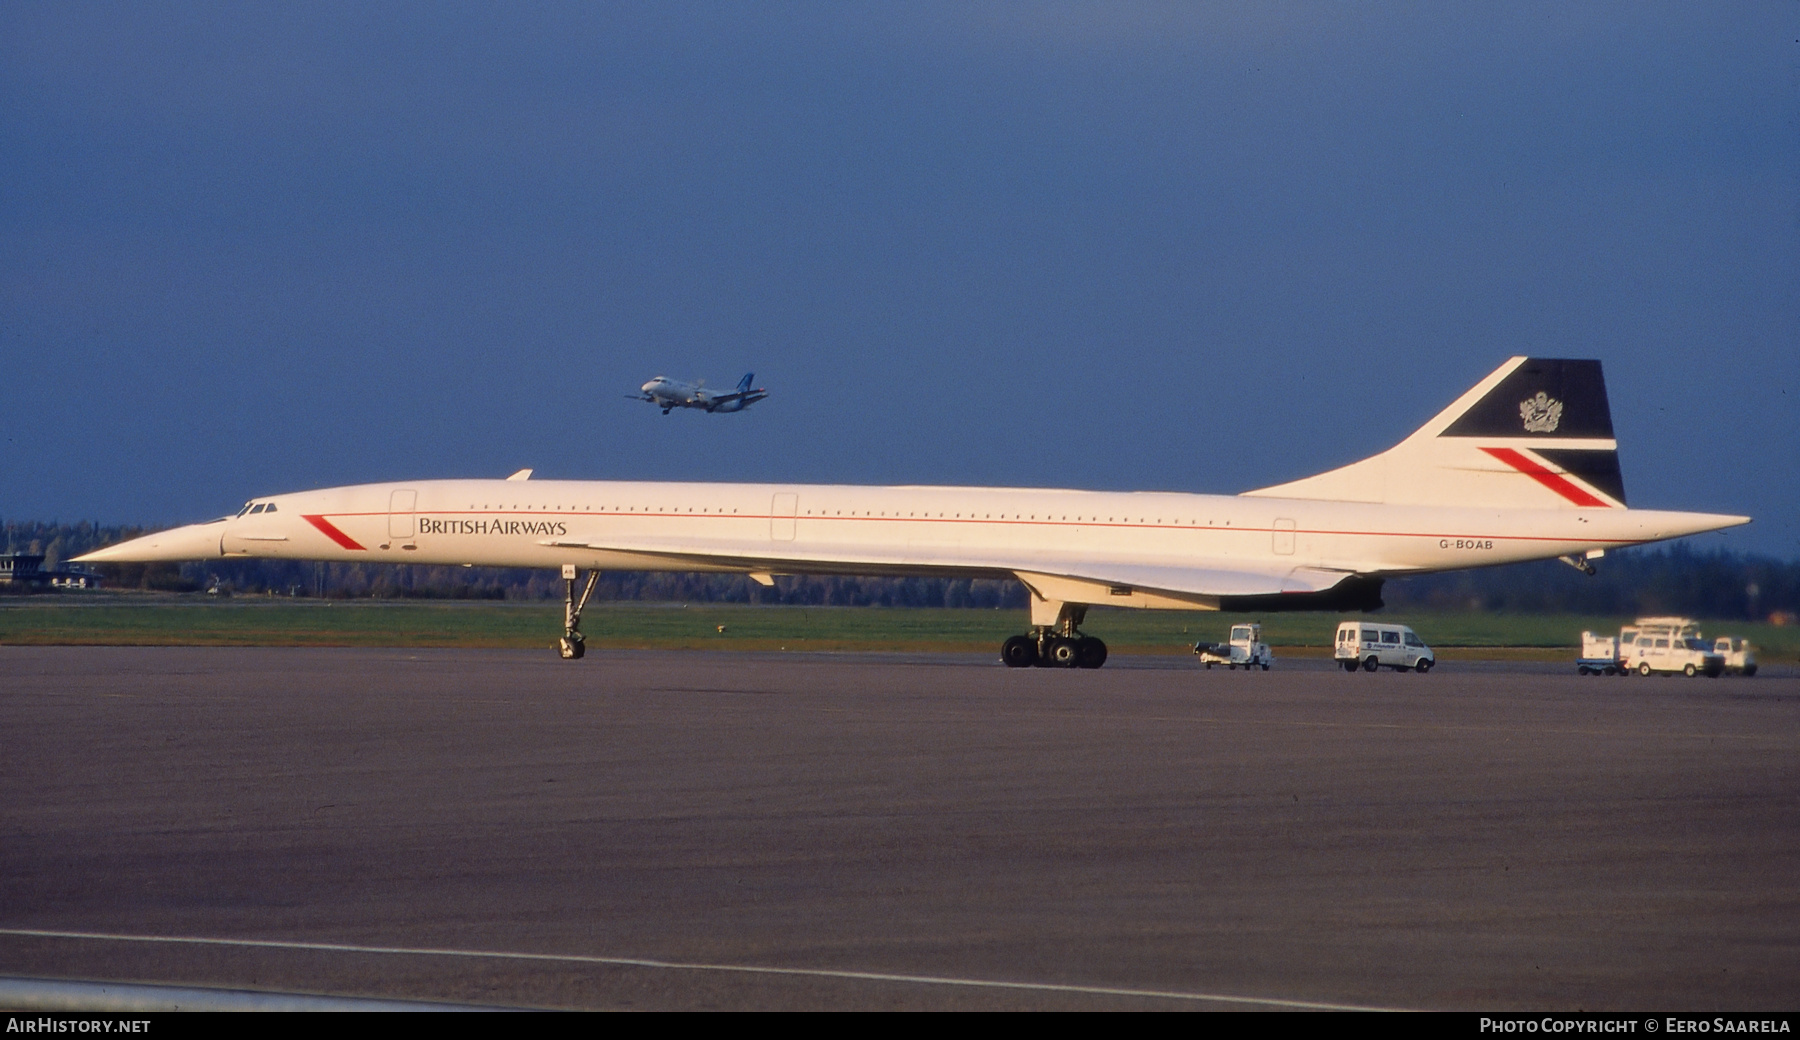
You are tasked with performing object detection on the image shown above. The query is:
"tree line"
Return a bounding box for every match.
[4,517,1795,621]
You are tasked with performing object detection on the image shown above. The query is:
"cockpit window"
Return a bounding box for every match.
[263,503,277,512]
[250,503,266,514]
[236,502,254,517]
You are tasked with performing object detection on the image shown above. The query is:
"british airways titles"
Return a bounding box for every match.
[418,517,570,537]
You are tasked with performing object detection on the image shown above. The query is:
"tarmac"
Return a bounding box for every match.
[1,646,1795,1010]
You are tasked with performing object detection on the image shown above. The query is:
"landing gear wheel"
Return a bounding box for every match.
[1001,635,1038,668]
[1363,656,1380,673]
[1047,637,1080,668]
[1416,658,1433,673]
[1075,637,1107,669]
[559,636,585,660]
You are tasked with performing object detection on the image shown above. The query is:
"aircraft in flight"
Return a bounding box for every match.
[78,358,1747,668]
[631,373,768,414]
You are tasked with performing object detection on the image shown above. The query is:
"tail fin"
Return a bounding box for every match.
[737,372,754,393]
[1243,357,1627,509]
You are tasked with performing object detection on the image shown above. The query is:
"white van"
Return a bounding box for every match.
[1335,621,1435,673]
[1619,617,1724,677]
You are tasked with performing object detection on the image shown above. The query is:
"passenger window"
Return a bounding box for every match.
[1381,631,1399,644]
[1362,629,1377,642]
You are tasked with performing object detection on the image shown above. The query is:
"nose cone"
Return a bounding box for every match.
[73,520,226,563]
[1632,510,1752,542]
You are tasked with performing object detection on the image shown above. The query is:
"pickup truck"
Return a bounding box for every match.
[1712,636,1758,676]
[1194,623,1272,670]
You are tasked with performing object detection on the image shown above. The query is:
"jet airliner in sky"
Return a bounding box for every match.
[78,358,1747,667]
[631,373,767,414]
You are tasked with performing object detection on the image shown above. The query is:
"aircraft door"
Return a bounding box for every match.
[389,489,417,550]
[1273,518,1296,555]
[771,492,797,541]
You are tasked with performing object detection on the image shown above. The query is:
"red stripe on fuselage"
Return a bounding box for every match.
[302,514,368,550]
[1480,447,1609,507]
[302,506,1624,545]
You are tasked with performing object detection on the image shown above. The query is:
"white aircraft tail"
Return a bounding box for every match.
[1242,357,1627,509]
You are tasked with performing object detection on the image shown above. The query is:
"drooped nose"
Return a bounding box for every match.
[72,519,228,562]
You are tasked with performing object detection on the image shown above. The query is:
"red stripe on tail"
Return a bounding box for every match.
[1480,448,1610,507]
[301,514,368,550]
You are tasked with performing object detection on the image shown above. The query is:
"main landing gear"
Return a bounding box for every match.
[1000,602,1107,669]
[1002,632,1107,669]
[559,564,601,660]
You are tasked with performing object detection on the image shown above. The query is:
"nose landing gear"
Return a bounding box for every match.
[559,564,601,660]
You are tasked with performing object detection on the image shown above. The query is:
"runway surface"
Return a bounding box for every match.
[2,646,1796,1010]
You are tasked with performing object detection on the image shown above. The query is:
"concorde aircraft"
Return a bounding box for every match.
[77,358,1747,667]
[630,373,768,414]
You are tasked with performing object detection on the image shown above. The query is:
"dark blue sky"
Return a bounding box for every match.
[4,3,1795,555]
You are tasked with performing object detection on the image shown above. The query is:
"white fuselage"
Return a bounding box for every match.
[641,377,709,408]
[118,477,1733,601]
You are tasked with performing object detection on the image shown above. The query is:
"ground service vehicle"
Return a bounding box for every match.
[1577,631,1628,675]
[1619,617,1724,677]
[1194,623,1272,670]
[1712,636,1758,676]
[1335,621,1435,673]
